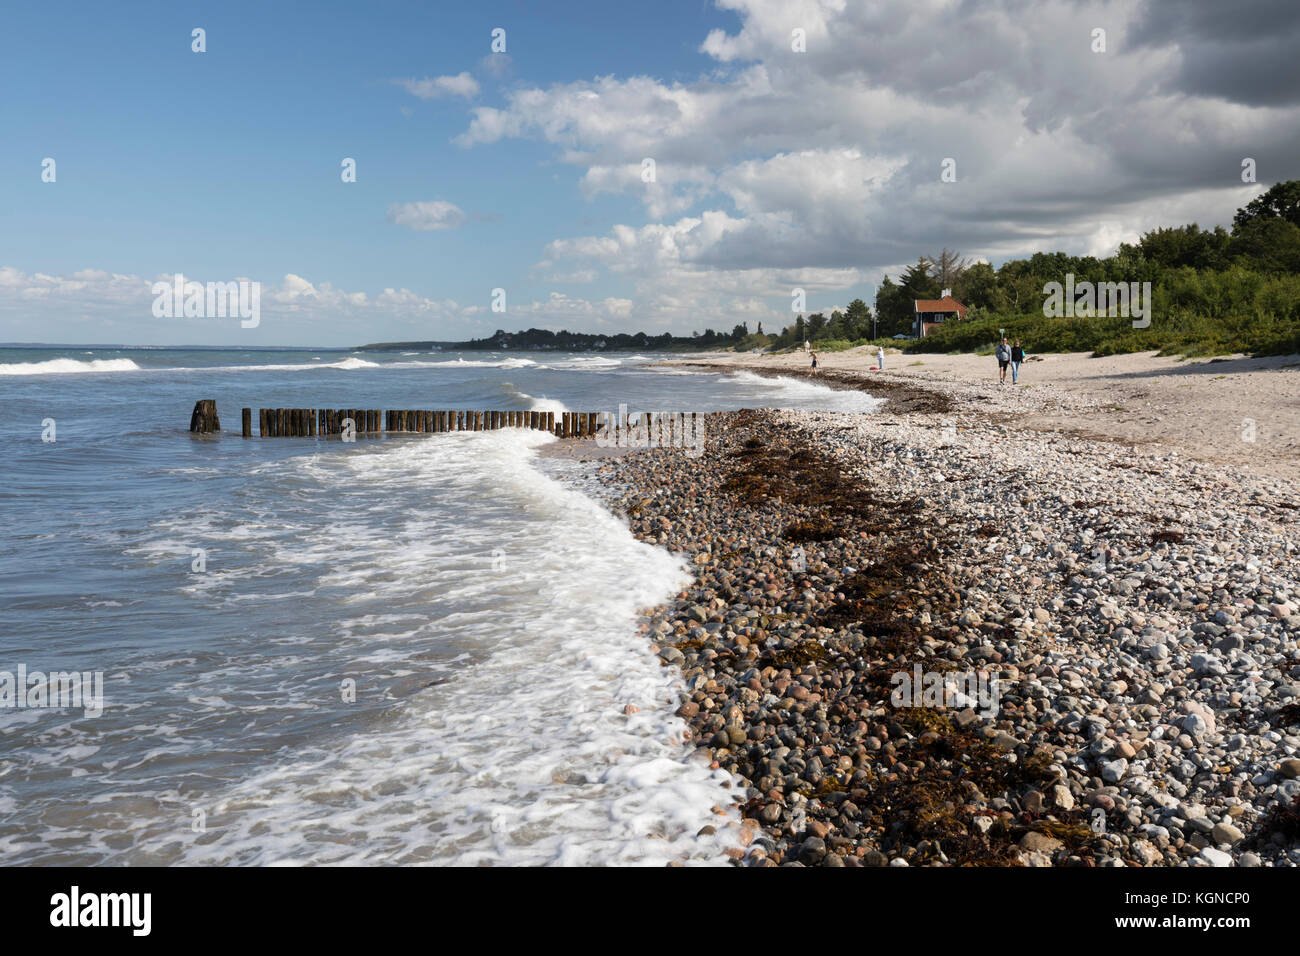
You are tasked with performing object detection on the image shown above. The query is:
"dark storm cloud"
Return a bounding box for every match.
[1130,0,1300,105]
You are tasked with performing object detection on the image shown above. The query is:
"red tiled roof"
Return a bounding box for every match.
[913,296,968,316]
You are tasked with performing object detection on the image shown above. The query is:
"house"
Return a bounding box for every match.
[913,289,968,338]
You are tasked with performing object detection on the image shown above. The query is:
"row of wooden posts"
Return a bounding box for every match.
[234,406,632,438]
[190,399,697,439]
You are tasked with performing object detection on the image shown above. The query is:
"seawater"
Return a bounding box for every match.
[0,345,880,864]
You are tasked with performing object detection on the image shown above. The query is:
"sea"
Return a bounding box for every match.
[0,345,881,865]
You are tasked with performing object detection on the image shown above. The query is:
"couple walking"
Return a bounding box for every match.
[995,337,1025,385]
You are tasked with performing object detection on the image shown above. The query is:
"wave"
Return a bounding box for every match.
[500,383,567,413]
[127,429,738,865]
[0,357,143,375]
[726,369,884,413]
[425,357,539,369]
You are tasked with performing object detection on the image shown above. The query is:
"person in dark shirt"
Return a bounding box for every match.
[1010,340,1025,384]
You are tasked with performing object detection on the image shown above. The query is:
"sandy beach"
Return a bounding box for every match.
[682,348,1300,482]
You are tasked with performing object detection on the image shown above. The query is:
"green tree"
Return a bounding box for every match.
[1231,218,1300,273]
[806,312,827,340]
[874,276,912,337]
[901,258,940,301]
[1233,180,1300,232]
[844,298,872,338]
[954,261,997,309]
[1139,224,1231,270]
[825,310,847,339]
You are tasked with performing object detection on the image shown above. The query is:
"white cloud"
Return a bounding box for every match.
[394,72,479,100]
[386,200,467,231]
[446,0,1299,328]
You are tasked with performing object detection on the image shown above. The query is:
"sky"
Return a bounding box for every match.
[1,0,1297,347]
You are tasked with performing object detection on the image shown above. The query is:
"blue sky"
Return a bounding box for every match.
[0,0,1293,345]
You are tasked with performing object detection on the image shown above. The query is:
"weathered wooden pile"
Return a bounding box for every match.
[190,400,650,439]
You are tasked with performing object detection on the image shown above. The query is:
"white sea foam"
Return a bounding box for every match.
[727,369,885,412]
[160,431,738,865]
[0,357,142,375]
[47,429,740,866]
[423,357,539,369]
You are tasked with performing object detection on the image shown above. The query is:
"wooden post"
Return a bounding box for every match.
[190,400,220,434]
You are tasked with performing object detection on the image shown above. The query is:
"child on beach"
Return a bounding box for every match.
[995,338,1011,385]
[810,351,819,375]
[877,346,885,370]
[1011,340,1025,384]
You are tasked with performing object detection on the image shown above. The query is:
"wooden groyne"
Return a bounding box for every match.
[190,401,668,439]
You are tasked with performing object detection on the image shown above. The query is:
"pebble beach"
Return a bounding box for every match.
[567,358,1300,867]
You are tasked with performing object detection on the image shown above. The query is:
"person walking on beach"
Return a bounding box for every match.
[995,337,1012,385]
[1010,339,1025,384]
[810,351,819,376]
[877,345,885,370]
